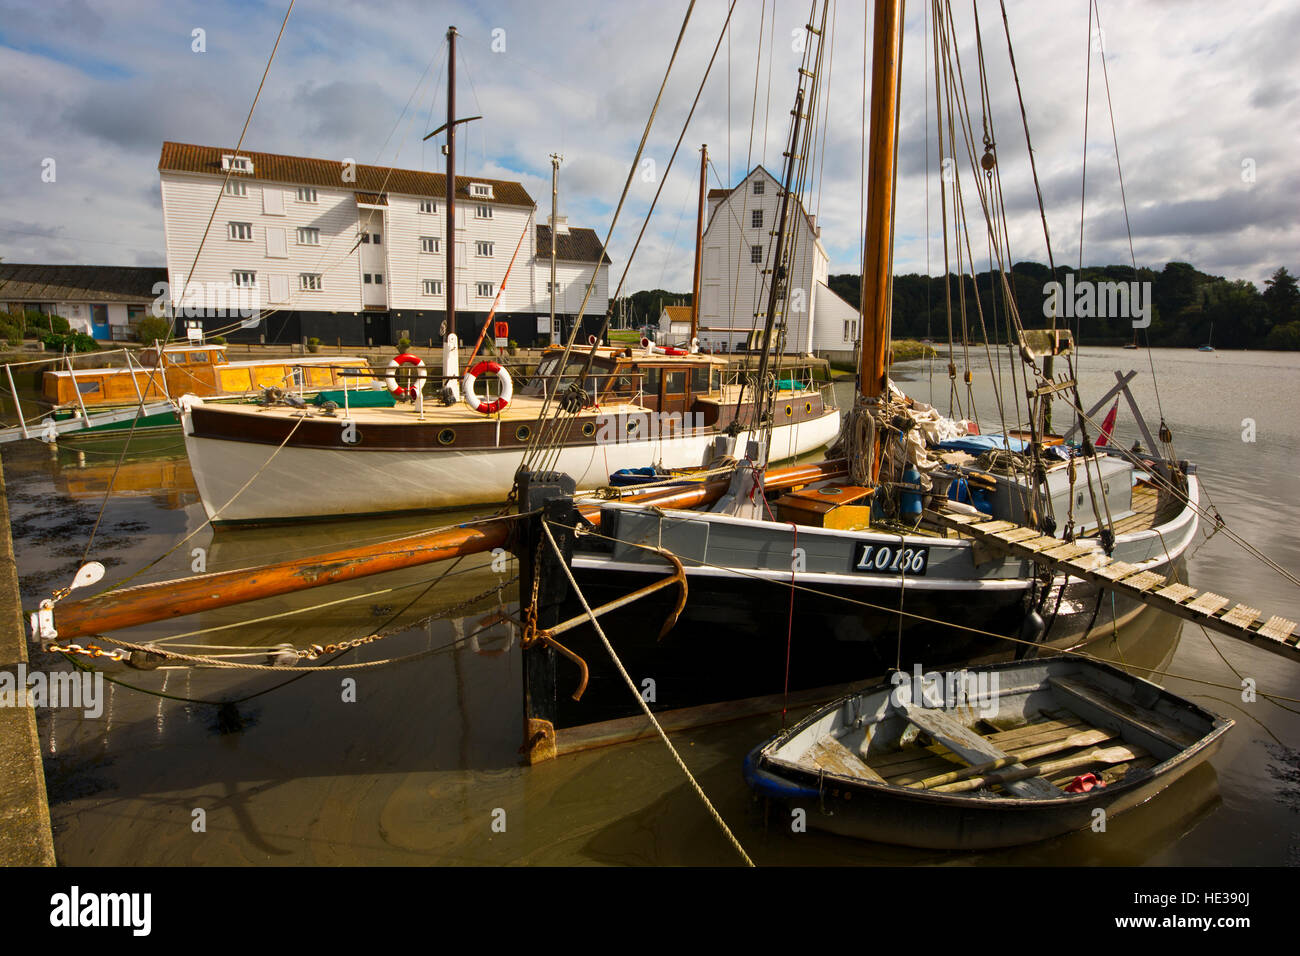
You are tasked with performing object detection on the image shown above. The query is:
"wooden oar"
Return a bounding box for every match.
[933,744,1146,794]
[907,728,1116,789]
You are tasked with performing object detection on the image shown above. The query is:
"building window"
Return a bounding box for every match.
[372,233,381,244]
[476,241,494,257]
[422,279,442,295]
[469,183,493,198]
[232,271,257,288]
[297,227,320,245]
[477,282,494,297]
[752,209,763,229]
[373,273,384,284]
[420,237,440,253]
[363,273,372,284]
[475,204,492,219]
[225,181,247,197]
[753,179,765,195]
[228,222,253,241]
[750,244,763,264]
[222,155,253,173]
[299,273,322,291]
[547,281,561,294]
[419,200,436,214]
[296,187,318,203]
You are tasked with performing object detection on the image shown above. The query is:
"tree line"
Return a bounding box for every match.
[828,262,1300,350]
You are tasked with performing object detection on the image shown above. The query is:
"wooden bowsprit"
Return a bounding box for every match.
[930,509,1299,662]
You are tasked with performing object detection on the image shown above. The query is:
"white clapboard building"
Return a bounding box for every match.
[697,166,859,355]
[158,142,609,346]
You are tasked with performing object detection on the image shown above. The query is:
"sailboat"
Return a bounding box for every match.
[177,27,839,525]
[509,0,1207,745]
[1198,323,1215,351]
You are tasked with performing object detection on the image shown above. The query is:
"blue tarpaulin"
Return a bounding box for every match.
[937,434,1029,454]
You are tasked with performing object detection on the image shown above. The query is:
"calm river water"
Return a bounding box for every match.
[3,346,1297,865]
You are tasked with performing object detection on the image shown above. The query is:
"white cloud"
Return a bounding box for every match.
[0,0,1294,292]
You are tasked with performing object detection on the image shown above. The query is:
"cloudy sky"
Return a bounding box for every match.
[1,0,1296,293]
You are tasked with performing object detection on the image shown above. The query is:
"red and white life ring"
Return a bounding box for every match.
[386,353,427,397]
[462,360,513,414]
[639,337,688,357]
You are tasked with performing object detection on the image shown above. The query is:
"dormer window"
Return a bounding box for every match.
[222,154,253,174]
[469,183,493,198]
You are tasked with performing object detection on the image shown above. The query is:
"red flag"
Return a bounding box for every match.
[1095,398,1120,447]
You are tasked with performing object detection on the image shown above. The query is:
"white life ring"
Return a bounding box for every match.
[386,353,427,397]
[462,360,513,414]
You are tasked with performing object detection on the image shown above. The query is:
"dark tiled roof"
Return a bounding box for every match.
[0,263,166,303]
[535,225,611,264]
[158,142,535,207]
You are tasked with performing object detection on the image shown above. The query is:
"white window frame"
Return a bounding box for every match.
[750,244,763,264]
[420,237,440,254]
[222,154,253,173]
[469,183,493,198]
[422,279,443,296]
[296,186,318,203]
[296,227,320,245]
[227,221,253,241]
[419,200,436,214]
[475,241,494,257]
[299,273,323,291]
[752,209,763,229]
[232,271,257,288]
[475,204,493,219]
[225,181,247,197]
[753,179,765,195]
[476,282,494,298]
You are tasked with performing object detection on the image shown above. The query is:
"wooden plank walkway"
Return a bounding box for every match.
[929,507,1299,663]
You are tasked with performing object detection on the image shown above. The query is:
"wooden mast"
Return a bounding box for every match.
[690,144,707,343]
[858,0,904,401]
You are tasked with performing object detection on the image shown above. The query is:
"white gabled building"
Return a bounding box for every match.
[533,217,612,342]
[697,166,858,355]
[0,264,166,341]
[157,142,610,347]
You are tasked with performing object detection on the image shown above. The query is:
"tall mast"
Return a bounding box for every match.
[858,0,904,400]
[549,153,561,346]
[445,25,458,343]
[690,144,707,343]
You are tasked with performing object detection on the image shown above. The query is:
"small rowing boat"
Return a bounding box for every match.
[742,657,1231,849]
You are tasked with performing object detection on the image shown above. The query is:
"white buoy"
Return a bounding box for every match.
[443,332,461,402]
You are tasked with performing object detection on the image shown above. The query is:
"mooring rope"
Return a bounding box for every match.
[539,520,755,867]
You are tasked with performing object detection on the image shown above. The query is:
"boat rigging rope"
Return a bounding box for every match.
[517,0,699,481]
[540,520,755,867]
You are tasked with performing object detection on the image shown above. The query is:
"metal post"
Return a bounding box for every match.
[65,356,91,426]
[549,153,562,346]
[5,364,29,439]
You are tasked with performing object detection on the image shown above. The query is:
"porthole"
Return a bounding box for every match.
[438,428,456,445]
[805,401,813,413]
[784,404,793,417]
[581,422,596,438]
[515,425,531,442]
[627,419,639,434]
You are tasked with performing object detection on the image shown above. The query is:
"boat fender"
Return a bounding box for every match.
[1020,609,1046,644]
[386,353,427,398]
[901,464,923,517]
[462,360,513,415]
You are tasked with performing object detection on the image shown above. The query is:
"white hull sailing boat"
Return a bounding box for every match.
[178,26,838,525]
